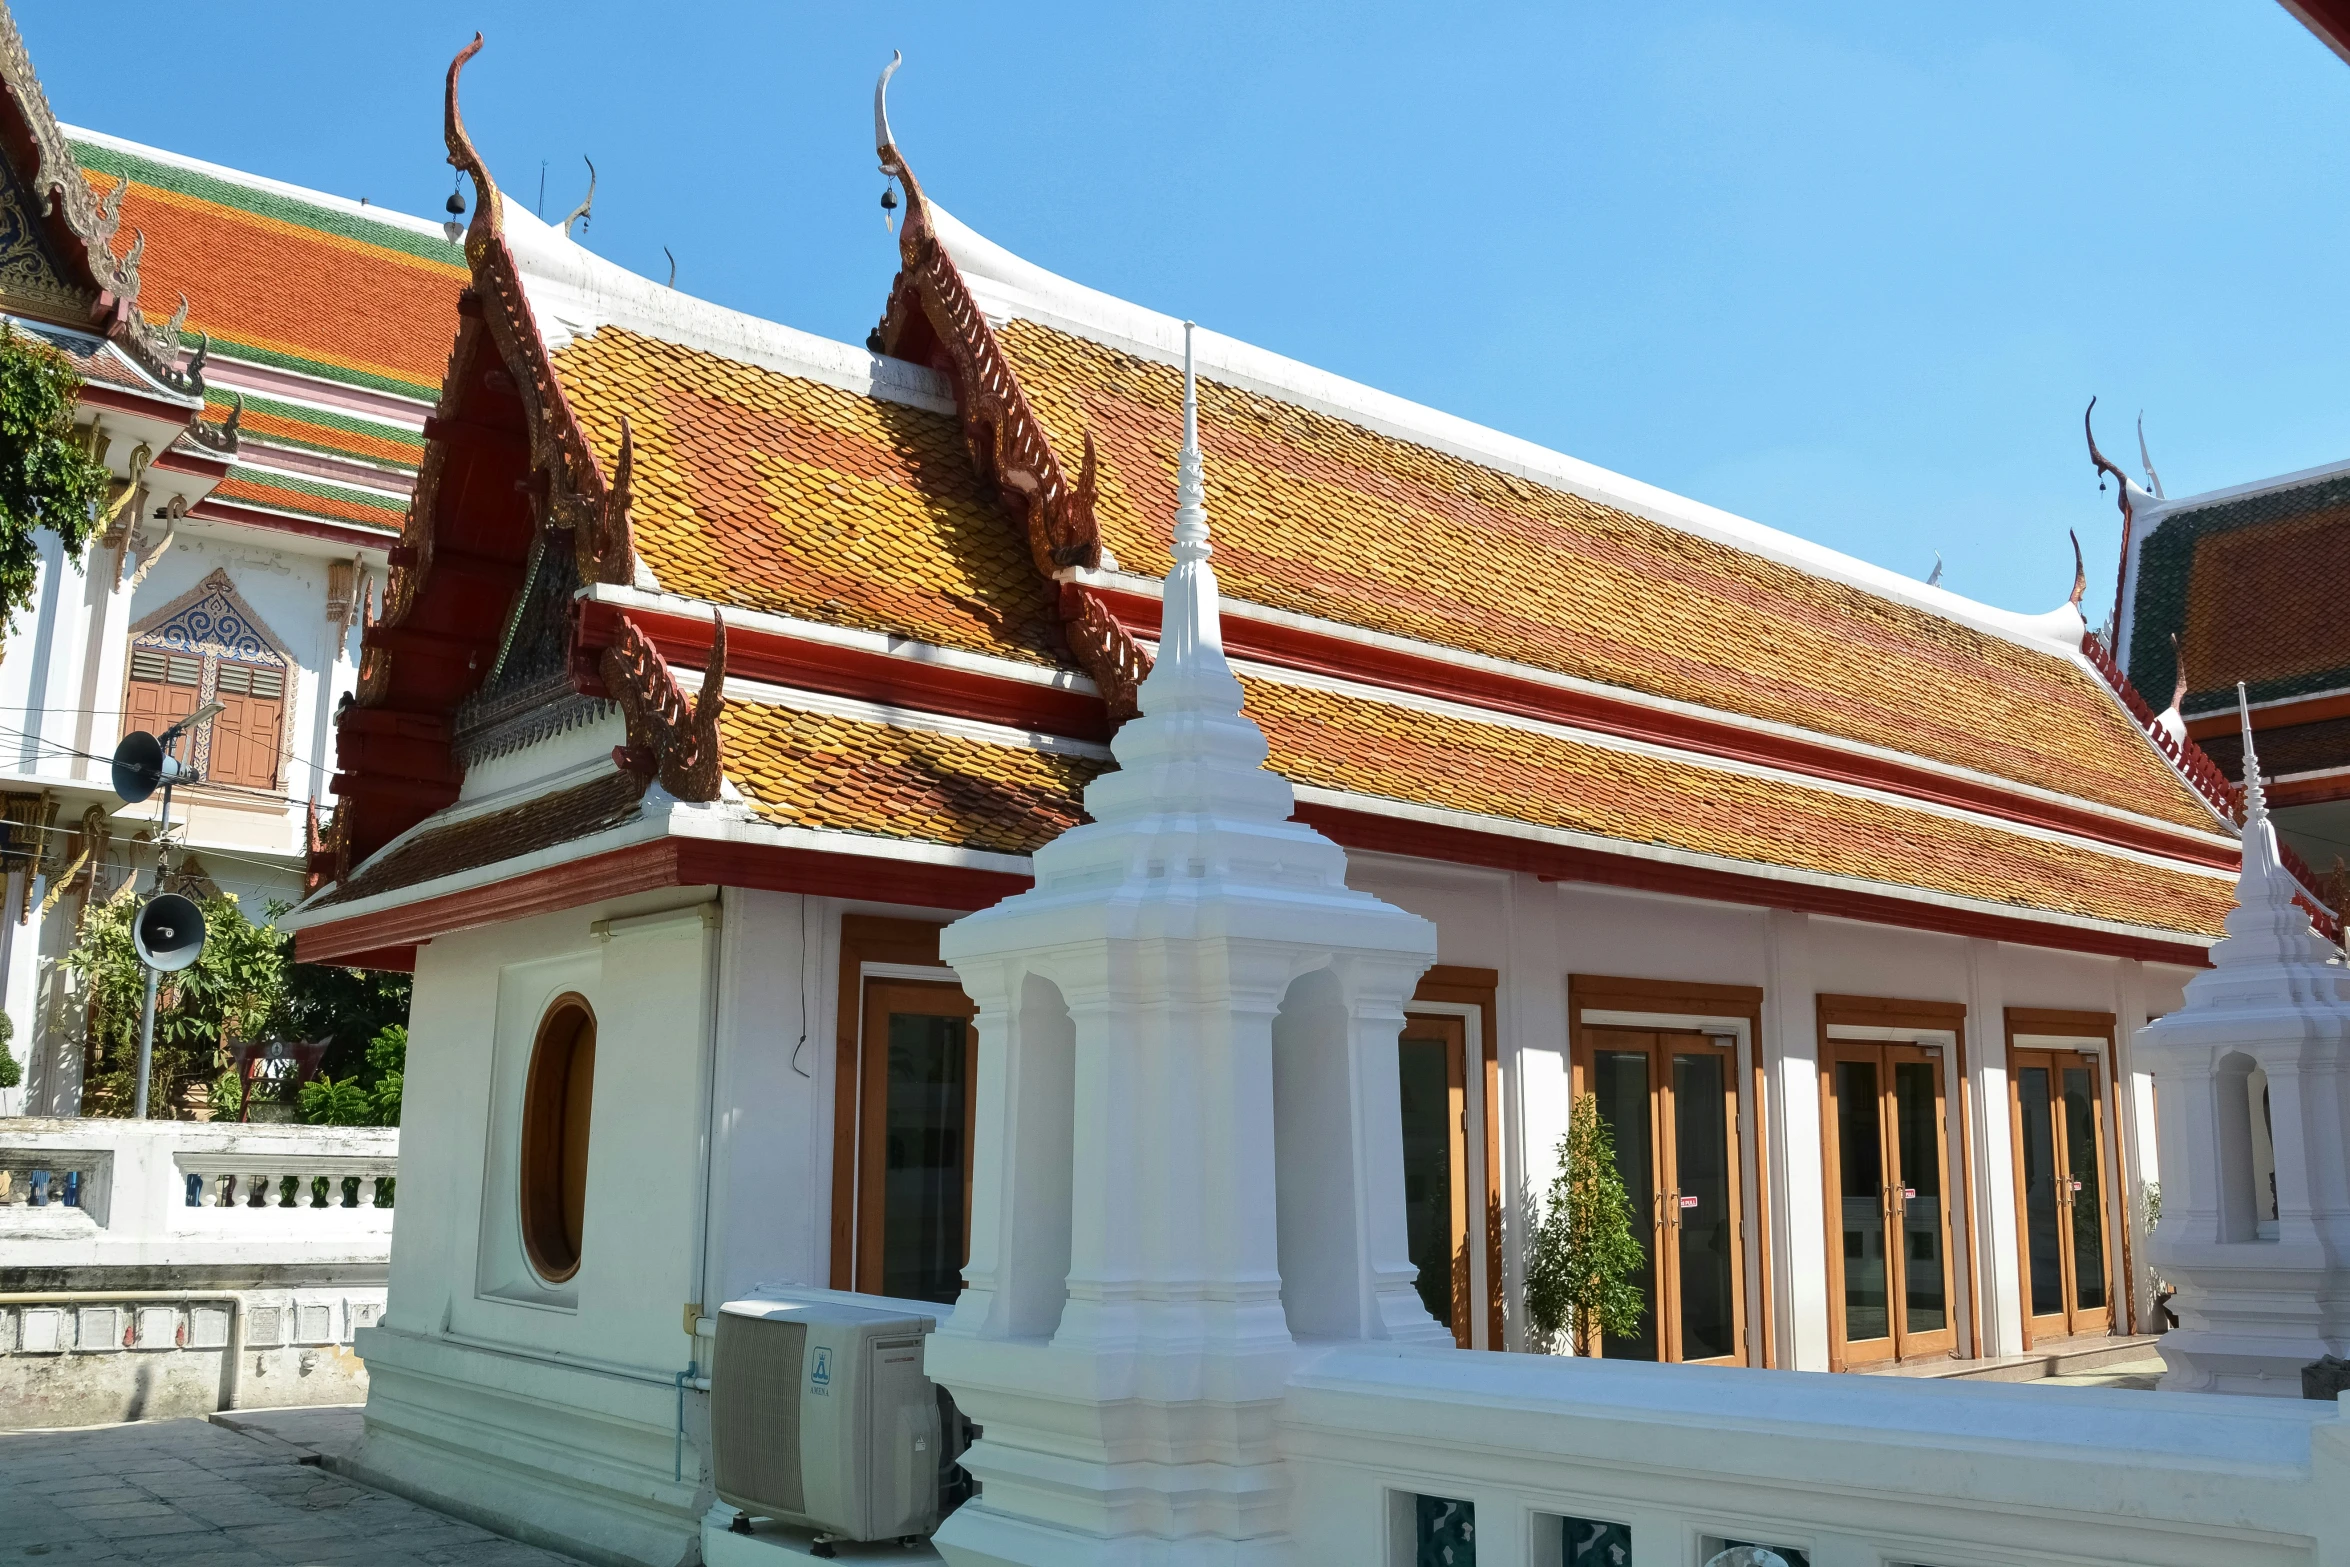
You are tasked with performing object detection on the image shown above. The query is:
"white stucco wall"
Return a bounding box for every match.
[0,524,377,1115]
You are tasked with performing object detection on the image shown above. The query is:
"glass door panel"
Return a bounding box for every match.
[1583,1028,1745,1365]
[1668,1049,1741,1363]
[1591,1042,1659,1360]
[1831,1057,1890,1352]
[2014,1064,2065,1322]
[856,980,977,1304]
[1398,1016,1471,1345]
[1892,1060,1950,1339]
[2010,1049,2115,1341]
[2062,1066,2110,1320]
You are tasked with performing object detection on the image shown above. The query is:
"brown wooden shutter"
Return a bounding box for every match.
[209,662,285,790]
[123,646,200,741]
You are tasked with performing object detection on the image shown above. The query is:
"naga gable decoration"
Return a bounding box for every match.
[600,613,726,802]
[580,412,636,586]
[868,55,1153,724]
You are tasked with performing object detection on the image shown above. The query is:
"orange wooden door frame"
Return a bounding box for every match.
[1568,974,1772,1367]
[851,977,978,1299]
[1815,995,1977,1369]
[2004,1007,2123,1348]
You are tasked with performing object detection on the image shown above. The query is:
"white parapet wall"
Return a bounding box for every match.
[1278,1344,2348,1567]
[0,1117,395,1427]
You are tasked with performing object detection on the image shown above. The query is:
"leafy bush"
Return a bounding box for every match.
[1522,1093,1648,1354]
[297,1074,374,1126]
[0,1011,17,1089]
[0,324,107,631]
[298,1022,405,1128]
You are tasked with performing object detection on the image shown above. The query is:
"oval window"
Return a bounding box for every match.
[520,994,597,1283]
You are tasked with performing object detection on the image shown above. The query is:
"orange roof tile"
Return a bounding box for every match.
[990,320,2216,836]
[1238,675,2231,939]
[721,700,1102,856]
[550,326,1066,667]
[707,681,2228,941]
[73,141,466,402]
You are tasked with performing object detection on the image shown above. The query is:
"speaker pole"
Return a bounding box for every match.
[131,776,175,1121]
[132,966,161,1120]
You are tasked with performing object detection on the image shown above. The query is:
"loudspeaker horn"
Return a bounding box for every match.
[112,731,165,805]
[133,893,206,973]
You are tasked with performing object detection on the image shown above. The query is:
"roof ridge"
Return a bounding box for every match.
[922,202,2097,666]
[64,125,451,248]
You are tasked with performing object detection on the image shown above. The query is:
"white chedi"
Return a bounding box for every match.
[929,323,1444,1566]
[2138,685,2350,1394]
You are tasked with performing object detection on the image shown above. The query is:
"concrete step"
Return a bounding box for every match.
[1862,1334,2164,1384]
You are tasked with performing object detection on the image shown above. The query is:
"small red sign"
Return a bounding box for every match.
[1679,1195,1699,1209]
[1901,1188,1916,1199]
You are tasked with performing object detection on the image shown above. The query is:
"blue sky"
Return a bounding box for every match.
[27,2,2350,617]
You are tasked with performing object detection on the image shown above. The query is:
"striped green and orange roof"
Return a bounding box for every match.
[72,139,466,402]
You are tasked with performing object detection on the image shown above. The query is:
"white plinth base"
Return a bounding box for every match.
[2156,1329,2336,1397]
[702,1504,943,1565]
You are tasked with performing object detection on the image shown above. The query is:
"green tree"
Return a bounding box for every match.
[0,1012,17,1090]
[0,324,109,630]
[1523,1092,1649,1354]
[268,924,410,1083]
[65,889,285,1116]
[299,1022,404,1128]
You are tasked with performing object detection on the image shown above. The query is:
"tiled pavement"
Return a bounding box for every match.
[0,1411,589,1566]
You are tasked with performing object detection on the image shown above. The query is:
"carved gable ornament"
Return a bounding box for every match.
[0,156,85,317]
[129,567,288,666]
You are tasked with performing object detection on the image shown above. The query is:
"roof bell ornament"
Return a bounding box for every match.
[442,175,466,245]
[880,180,898,233]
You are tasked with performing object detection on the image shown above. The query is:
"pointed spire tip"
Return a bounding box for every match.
[2239,681,2268,829]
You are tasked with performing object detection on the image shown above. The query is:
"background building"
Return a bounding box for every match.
[0,10,451,1112]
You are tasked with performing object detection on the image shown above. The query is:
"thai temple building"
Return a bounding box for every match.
[6,9,2350,1565]
[2107,433,2350,899]
[0,7,450,1113]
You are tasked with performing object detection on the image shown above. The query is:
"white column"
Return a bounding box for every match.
[1763,908,1827,1370]
[1965,937,2022,1357]
[1500,871,1565,1351]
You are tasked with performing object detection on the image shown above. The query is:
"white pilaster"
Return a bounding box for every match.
[1965,937,2022,1357]
[1763,908,1827,1370]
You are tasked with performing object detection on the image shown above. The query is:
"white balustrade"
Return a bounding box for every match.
[0,1117,396,1270]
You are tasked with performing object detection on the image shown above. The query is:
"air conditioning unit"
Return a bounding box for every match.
[710,1290,974,1555]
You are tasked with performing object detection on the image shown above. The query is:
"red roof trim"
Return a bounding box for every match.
[573,598,1110,743]
[292,835,1026,964]
[75,382,203,426]
[294,804,2212,971]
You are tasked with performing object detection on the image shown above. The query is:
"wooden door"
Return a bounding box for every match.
[2009,1048,2116,1342]
[1581,1027,1745,1364]
[853,978,978,1304]
[1398,1013,1472,1346]
[1821,1042,1959,1367]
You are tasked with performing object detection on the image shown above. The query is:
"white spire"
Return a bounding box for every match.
[2239,681,2268,831]
[1140,320,1236,704]
[2167,680,2349,998]
[1038,319,1306,850]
